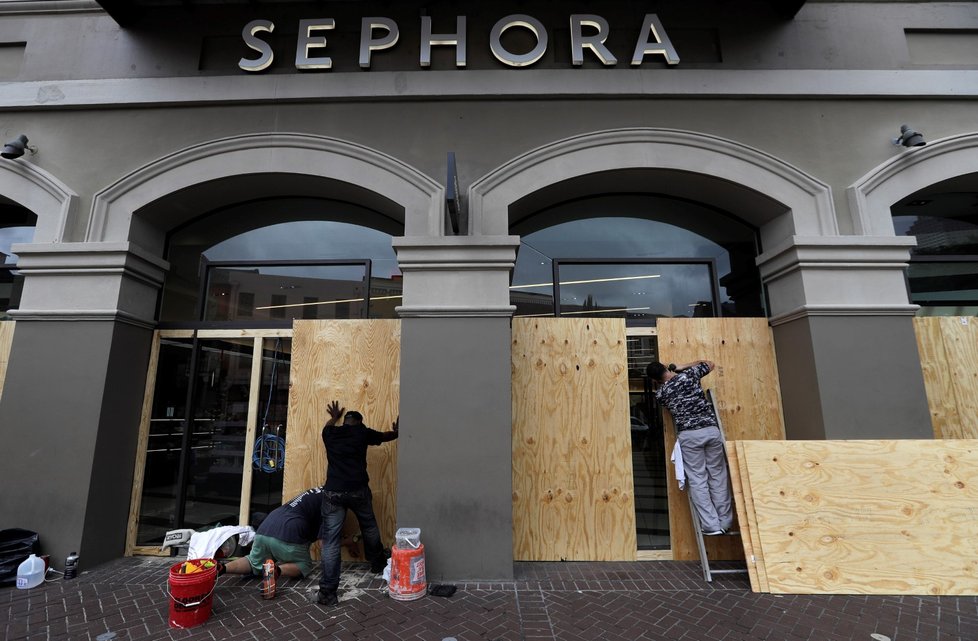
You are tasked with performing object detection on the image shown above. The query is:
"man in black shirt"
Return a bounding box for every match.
[317,400,398,606]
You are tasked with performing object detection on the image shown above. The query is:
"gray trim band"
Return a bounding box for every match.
[769,304,920,326]
[1,69,977,111]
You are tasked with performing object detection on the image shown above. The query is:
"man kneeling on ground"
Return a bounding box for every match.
[219,486,323,597]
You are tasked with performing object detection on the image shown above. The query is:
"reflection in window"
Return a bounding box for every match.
[893,188,978,316]
[162,211,402,323]
[0,201,36,319]
[510,196,763,323]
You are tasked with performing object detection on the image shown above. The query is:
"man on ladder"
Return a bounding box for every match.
[646,360,733,536]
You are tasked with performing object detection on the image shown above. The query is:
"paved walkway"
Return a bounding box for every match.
[2,557,976,640]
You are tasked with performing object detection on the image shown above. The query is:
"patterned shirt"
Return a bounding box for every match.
[654,362,717,432]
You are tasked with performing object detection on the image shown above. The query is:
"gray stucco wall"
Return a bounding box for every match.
[0,320,152,569]
[775,315,932,440]
[397,317,513,580]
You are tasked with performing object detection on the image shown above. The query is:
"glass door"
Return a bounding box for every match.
[627,331,670,552]
[131,331,292,550]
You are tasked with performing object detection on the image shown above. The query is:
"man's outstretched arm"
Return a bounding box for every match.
[325,400,344,427]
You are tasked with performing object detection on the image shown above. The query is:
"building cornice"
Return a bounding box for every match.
[0,1,103,16]
[0,69,976,111]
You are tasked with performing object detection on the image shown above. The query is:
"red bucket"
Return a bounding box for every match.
[167,559,218,629]
[389,543,426,601]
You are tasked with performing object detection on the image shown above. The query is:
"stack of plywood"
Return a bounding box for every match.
[728,439,978,595]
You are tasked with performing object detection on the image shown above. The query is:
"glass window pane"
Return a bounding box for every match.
[511,244,554,317]
[204,264,368,322]
[136,338,193,546]
[627,336,669,550]
[908,262,978,314]
[183,339,254,531]
[556,263,715,324]
[248,337,291,523]
[162,215,402,322]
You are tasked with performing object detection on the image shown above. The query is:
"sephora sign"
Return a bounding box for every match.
[239,14,680,72]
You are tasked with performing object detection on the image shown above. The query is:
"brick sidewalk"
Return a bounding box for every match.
[2,557,976,640]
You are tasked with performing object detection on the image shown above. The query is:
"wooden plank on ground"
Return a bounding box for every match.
[657,318,785,561]
[741,439,978,595]
[283,320,400,554]
[0,321,15,403]
[512,318,636,561]
[938,317,978,440]
[726,441,759,591]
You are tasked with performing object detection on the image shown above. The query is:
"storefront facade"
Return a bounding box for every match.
[0,0,975,580]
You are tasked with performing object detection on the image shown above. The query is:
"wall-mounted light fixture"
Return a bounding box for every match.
[893,125,926,148]
[1,134,36,159]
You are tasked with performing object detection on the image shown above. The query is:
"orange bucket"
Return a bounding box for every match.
[389,543,426,601]
[167,559,218,628]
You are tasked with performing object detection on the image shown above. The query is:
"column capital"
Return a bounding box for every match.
[394,235,520,318]
[8,242,169,327]
[756,235,919,324]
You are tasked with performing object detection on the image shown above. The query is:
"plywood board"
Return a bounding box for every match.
[726,442,759,591]
[512,318,636,561]
[0,321,15,403]
[913,317,963,439]
[937,317,978,440]
[740,439,978,595]
[657,318,786,561]
[733,441,770,593]
[283,320,400,556]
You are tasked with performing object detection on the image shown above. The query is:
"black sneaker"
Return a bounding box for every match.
[316,590,338,606]
[702,529,726,536]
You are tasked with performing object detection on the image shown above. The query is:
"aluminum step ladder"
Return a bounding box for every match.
[685,388,750,582]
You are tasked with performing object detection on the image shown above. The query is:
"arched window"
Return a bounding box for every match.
[510,195,764,324]
[159,198,402,324]
[0,199,37,320]
[892,184,978,316]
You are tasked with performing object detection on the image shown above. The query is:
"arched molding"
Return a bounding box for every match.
[0,160,78,243]
[87,132,445,245]
[848,131,978,237]
[468,128,838,244]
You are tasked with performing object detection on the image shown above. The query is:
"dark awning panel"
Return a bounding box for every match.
[96,1,809,28]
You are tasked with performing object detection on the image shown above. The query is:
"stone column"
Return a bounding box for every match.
[0,242,167,567]
[757,236,932,440]
[393,235,519,581]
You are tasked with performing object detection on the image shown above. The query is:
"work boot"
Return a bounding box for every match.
[316,589,339,606]
[370,548,392,574]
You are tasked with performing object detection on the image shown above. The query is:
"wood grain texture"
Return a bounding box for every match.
[734,440,770,592]
[0,321,14,403]
[657,318,786,561]
[740,439,978,595]
[726,442,759,591]
[238,336,264,526]
[125,331,161,556]
[913,317,961,439]
[938,318,978,440]
[283,320,400,557]
[512,318,636,561]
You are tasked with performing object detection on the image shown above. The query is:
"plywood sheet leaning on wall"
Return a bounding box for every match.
[738,439,978,595]
[284,320,400,557]
[0,321,14,403]
[656,318,786,561]
[512,317,636,561]
[914,317,978,439]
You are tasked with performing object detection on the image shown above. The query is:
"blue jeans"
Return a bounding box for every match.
[318,486,384,594]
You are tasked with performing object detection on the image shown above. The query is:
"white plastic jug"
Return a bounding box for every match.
[395,527,421,549]
[16,554,45,589]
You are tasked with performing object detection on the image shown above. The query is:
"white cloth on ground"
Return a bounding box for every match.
[187,526,255,560]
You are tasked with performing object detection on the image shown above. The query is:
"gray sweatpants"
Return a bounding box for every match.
[678,426,733,532]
